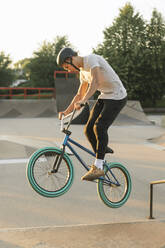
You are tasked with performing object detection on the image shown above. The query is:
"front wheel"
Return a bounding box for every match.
[26,147,74,197]
[97,163,132,208]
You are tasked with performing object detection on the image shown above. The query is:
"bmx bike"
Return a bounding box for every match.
[26,108,132,208]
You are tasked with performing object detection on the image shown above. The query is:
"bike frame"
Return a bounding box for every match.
[63,134,95,171]
[61,138,119,187]
[63,134,120,186]
[55,109,121,186]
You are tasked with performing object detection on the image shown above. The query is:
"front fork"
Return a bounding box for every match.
[51,132,70,173]
[50,145,66,173]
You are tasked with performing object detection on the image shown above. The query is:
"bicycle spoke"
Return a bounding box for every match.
[28,150,73,195]
[98,163,131,208]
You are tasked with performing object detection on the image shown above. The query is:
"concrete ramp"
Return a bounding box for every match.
[114,100,151,125]
[55,76,80,113]
[0,99,57,118]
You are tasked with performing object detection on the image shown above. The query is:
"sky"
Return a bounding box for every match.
[0,0,165,63]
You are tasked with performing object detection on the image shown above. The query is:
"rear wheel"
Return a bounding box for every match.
[97,163,132,208]
[26,147,74,197]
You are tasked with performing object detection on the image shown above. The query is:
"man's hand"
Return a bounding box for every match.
[74,100,86,110]
[58,111,70,120]
[58,112,64,120]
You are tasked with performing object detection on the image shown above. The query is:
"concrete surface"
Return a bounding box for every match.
[0,116,165,247]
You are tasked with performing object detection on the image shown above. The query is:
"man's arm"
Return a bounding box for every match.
[59,81,88,118]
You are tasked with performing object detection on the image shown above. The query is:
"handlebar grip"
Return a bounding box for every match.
[80,103,85,107]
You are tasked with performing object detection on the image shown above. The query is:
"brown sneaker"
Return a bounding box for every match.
[81,165,105,181]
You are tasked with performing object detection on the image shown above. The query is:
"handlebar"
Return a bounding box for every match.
[60,104,85,132]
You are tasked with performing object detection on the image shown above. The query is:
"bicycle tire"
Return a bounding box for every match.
[97,163,132,208]
[26,147,74,198]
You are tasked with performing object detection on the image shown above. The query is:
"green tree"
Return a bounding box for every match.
[0,52,15,86]
[25,36,72,87]
[143,9,165,105]
[14,58,31,81]
[94,3,165,106]
[94,3,146,99]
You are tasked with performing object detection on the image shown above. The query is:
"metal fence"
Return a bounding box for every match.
[0,87,55,99]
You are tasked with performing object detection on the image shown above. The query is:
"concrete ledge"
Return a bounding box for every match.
[0,99,57,118]
[144,108,165,114]
[161,116,165,127]
[0,221,164,248]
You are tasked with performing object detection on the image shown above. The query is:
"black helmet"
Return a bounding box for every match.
[56,47,77,67]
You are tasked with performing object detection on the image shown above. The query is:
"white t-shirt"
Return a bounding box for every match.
[80,54,127,100]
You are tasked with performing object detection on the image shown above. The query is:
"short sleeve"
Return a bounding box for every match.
[87,55,100,70]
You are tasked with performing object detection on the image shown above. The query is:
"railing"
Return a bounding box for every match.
[149,179,165,219]
[0,87,55,99]
[54,71,79,79]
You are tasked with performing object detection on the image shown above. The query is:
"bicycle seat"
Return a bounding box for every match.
[106,146,114,154]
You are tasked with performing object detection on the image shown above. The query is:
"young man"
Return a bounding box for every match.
[57,47,127,181]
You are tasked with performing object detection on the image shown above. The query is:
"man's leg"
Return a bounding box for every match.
[82,97,127,181]
[84,99,103,153]
[94,98,127,160]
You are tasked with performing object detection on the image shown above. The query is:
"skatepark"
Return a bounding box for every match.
[0,71,165,248]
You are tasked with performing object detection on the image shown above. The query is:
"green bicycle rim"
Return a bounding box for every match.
[97,163,132,208]
[27,147,74,198]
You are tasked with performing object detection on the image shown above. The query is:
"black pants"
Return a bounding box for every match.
[84,97,127,159]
